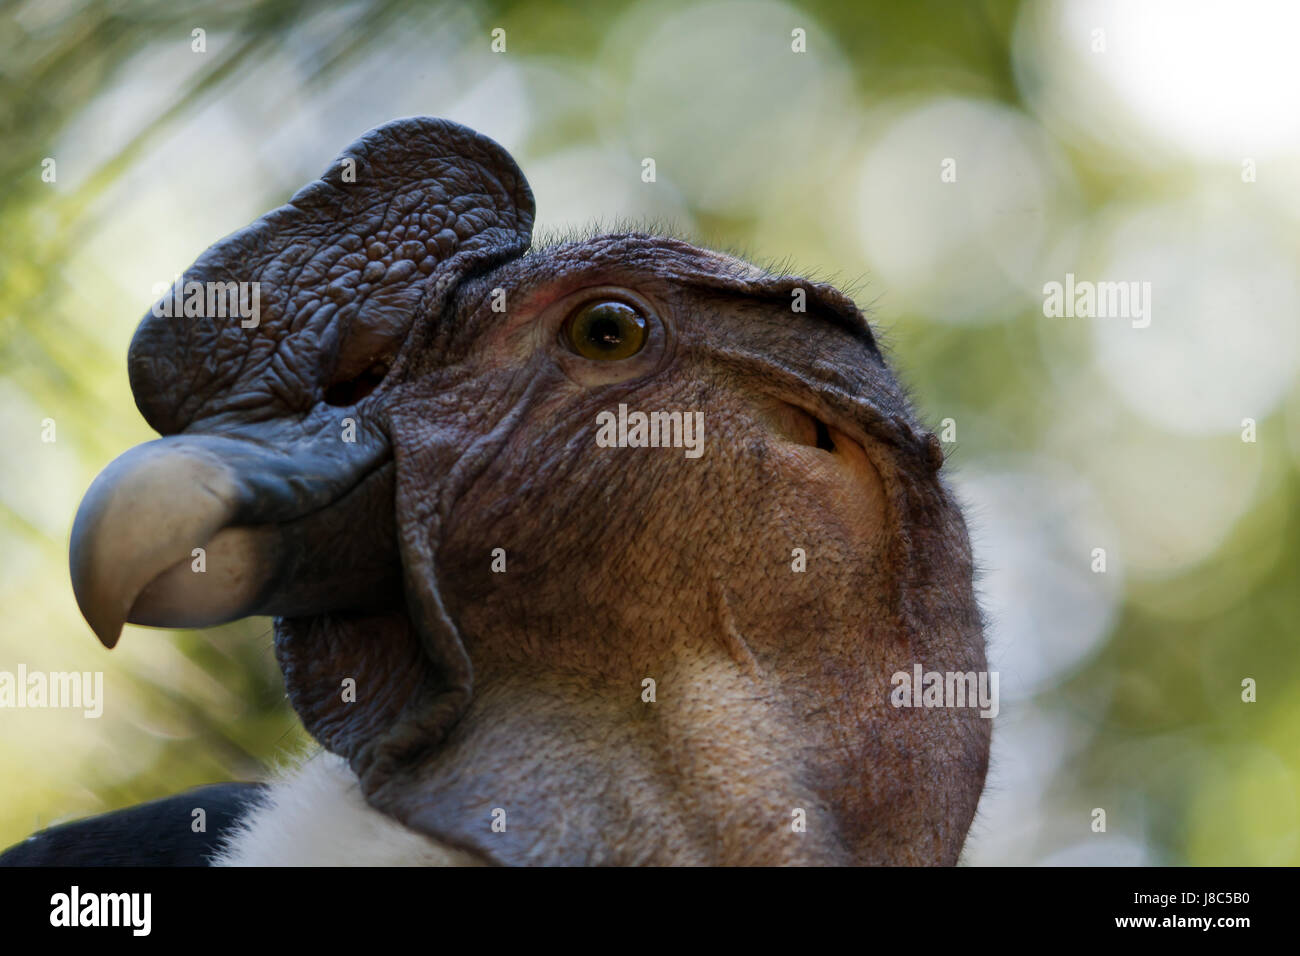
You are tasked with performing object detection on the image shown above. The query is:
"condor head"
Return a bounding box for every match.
[70,117,989,866]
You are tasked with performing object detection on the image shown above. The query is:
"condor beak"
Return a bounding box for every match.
[70,433,400,649]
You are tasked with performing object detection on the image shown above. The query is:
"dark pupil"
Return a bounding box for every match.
[586,308,626,350]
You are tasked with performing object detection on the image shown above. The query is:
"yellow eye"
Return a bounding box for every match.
[562,300,648,361]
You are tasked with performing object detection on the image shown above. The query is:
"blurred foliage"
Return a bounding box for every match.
[0,0,1296,863]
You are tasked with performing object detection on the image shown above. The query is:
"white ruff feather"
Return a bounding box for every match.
[212,751,482,867]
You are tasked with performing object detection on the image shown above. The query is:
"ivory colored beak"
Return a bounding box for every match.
[69,439,273,648]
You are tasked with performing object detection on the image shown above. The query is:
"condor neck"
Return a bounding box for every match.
[385,668,853,866]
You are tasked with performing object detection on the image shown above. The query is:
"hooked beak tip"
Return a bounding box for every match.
[70,517,134,650]
[68,439,242,648]
[92,621,123,650]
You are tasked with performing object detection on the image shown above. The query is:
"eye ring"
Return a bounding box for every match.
[560,299,649,361]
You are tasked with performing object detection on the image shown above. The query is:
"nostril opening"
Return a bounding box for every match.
[323,363,388,407]
[814,417,836,453]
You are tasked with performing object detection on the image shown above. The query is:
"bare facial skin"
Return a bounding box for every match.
[64,118,989,865]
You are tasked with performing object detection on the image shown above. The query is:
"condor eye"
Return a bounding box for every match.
[561,300,648,361]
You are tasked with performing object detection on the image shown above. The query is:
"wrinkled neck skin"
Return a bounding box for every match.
[391,645,856,867]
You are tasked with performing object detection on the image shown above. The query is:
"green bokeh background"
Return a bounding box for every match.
[1,0,1296,864]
